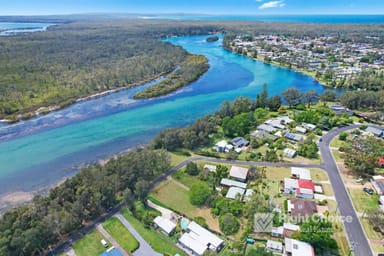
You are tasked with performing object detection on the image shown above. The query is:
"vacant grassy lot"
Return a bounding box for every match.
[348,187,379,213]
[264,167,328,182]
[172,168,201,187]
[360,218,383,240]
[103,216,139,253]
[150,179,220,231]
[73,230,108,256]
[121,208,185,255]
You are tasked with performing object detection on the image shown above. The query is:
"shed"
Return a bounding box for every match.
[220,178,247,189]
[229,166,249,182]
[226,186,245,200]
[295,126,307,134]
[204,165,217,173]
[284,148,297,158]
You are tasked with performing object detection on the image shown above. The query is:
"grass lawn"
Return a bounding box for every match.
[334,232,350,256]
[151,179,195,214]
[348,187,379,213]
[102,216,139,253]
[320,183,334,197]
[332,149,344,162]
[73,230,108,256]
[361,217,384,240]
[169,152,189,167]
[121,208,185,255]
[150,179,220,231]
[330,138,346,148]
[264,167,328,182]
[172,168,201,188]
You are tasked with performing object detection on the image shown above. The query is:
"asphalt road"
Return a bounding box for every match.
[320,124,373,256]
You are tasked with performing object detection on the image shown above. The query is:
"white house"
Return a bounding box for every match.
[214,140,233,153]
[284,238,315,256]
[266,240,284,254]
[154,216,176,236]
[179,221,225,255]
[291,167,311,180]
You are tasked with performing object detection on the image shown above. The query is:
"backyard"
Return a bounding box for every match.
[73,230,109,256]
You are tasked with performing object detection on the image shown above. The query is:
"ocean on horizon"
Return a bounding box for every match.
[140,14,384,24]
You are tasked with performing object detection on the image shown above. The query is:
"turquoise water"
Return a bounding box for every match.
[140,14,384,23]
[0,35,327,194]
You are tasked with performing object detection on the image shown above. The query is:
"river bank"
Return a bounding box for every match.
[3,70,173,124]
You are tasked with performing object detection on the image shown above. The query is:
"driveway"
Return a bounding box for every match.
[96,224,128,256]
[115,213,162,256]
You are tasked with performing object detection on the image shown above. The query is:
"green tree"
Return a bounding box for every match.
[219,213,240,235]
[339,132,348,141]
[319,89,336,102]
[185,162,199,176]
[293,216,337,254]
[297,136,319,159]
[303,90,318,108]
[189,182,210,206]
[344,136,384,175]
[282,87,302,108]
[267,95,282,111]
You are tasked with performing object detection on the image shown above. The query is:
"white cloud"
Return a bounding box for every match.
[258,0,285,9]
[255,0,263,2]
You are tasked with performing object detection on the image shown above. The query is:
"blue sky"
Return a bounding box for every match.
[1,0,384,15]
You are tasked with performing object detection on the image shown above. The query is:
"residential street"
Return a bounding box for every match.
[320,124,373,256]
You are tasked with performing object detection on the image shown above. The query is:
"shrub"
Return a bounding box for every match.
[219,213,240,235]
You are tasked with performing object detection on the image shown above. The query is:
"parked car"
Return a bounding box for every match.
[363,187,374,195]
[355,178,363,183]
[101,239,109,248]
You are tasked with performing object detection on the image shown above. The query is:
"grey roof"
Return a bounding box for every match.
[377,181,384,193]
[220,178,247,189]
[231,137,249,147]
[257,124,277,133]
[226,187,245,200]
[250,130,278,141]
[366,126,384,137]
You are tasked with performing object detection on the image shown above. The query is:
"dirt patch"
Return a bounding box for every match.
[196,207,220,233]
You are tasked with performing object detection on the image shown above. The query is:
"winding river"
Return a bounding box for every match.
[0,35,328,198]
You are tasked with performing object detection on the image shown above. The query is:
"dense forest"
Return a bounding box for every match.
[0,20,221,120]
[134,54,209,99]
[0,149,170,256]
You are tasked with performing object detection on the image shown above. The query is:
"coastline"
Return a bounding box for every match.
[223,46,333,89]
[2,70,172,125]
